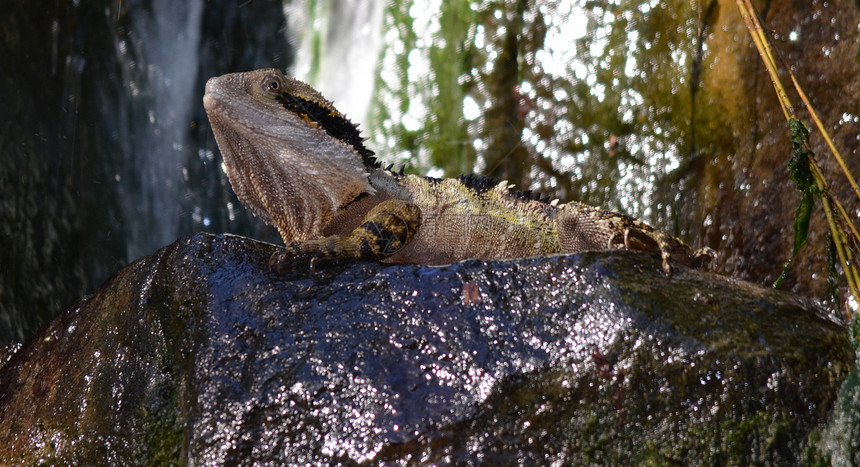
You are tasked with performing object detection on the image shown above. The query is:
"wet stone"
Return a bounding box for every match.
[0,233,854,464]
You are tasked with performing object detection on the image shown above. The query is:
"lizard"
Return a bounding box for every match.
[203,68,714,274]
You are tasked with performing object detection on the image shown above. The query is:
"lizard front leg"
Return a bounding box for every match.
[558,202,715,274]
[269,199,421,272]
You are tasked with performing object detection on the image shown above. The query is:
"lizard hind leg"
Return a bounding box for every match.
[611,224,673,274]
[617,223,683,275]
[557,205,708,275]
[625,225,716,275]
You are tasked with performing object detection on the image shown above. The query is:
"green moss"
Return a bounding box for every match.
[805,366,860,465]
[140,376,184,466]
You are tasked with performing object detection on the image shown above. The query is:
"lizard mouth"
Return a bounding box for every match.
[202,76,233,112]
[201,88,221,113]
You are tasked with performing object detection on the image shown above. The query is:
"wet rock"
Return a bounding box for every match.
[0,233,853,464]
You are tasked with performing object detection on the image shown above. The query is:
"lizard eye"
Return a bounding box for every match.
[264,76,281,94]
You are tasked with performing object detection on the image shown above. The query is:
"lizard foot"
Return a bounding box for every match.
[268,199,421,273]
[620,226,716,275]
[268,238,357,274]
[557,204,715,275]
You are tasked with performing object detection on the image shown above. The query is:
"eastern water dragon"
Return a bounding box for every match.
[203,68,714,273]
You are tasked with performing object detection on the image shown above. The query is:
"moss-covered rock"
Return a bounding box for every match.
[0,233,853,464]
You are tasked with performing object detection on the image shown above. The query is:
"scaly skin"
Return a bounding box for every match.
[203,68,714,273]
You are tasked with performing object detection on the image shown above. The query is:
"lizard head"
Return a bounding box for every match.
[203,68,376,244]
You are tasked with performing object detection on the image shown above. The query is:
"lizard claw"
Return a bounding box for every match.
[660,244,716,276]
[268,242,314,274]
[691,247,717,268]
[268,249,291,274]
[661,257,674,275]
[268,238,356,274]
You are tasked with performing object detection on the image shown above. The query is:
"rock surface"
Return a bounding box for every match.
[0,233,854,464]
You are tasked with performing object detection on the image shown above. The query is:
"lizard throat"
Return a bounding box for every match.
[275,93,380,169]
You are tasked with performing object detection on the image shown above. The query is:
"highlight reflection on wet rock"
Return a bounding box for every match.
[0,233,853,465]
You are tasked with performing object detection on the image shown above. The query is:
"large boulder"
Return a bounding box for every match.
[0,233,854,464]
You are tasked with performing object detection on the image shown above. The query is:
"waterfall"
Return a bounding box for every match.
[114,0,205,260]
[1,0,373,345]
[286,0,385,125]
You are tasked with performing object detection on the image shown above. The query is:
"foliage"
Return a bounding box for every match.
[774,119,817,288]
[369,0,708,227]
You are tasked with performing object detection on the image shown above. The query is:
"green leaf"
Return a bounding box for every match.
[774,118,818,289]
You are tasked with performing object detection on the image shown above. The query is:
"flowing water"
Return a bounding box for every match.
[0,0,289,344]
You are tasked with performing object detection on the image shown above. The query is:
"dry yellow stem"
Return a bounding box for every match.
[733,0,859,319]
